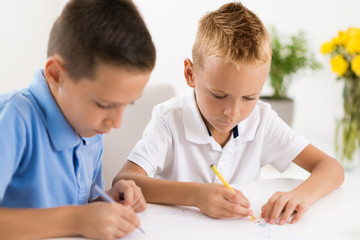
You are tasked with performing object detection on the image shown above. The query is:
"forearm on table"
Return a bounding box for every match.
[294,158,344,203]
[114,172,202,207]
[0,206,81,240]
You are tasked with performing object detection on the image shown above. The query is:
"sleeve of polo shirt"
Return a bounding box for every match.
[0,101,27,201]
[261,108,309,173]
[127,105,173,176]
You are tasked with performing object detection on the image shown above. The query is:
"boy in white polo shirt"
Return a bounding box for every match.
[115,2,344,224]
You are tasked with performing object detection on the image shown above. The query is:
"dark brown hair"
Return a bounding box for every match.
[48,0,156,80]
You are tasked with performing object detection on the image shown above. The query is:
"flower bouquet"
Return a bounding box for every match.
[321,27,360,169]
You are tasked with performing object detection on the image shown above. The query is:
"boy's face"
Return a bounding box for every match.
[46,58,151,138]
[184,57,270,136]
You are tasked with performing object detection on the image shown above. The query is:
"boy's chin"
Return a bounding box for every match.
[76,130,99,138]
[215,122,238,132]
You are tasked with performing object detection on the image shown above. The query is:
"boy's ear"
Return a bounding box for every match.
[184,58,195,88]
[44,55,65,87]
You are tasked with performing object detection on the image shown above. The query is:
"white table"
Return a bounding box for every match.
[48,172,360,240]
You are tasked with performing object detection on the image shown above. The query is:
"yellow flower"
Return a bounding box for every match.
[330,55,349,77]
[346,28,360,54]
[346,38,360,54]
[322,27,360,78]
[347,27,360,38]
[333,30,350,46]
[320,41,335,54]
[351,55,360,76]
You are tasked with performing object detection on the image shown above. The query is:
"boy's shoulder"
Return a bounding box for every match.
[152,90,197,118]
[153,94,183,116]
[0,90,40,142]
[0,90,37,118]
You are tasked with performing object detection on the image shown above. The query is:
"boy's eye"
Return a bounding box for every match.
[212,93,226,99]
[96,102,112,109]
[243,96,257,101]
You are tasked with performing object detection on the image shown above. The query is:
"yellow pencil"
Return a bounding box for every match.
[210,164,256,221]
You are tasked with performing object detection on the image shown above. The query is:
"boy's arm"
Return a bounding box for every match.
[0,202,140,239]
[261,144,344,224]
[114,161,253,219]
[0,206,80,240]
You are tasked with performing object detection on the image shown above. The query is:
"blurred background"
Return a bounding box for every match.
[1,1,359,184]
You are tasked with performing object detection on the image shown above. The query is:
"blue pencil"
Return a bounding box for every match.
[93,184,115,203]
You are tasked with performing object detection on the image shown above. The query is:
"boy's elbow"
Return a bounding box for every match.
[330,158,345,187]
[336,161,345,185]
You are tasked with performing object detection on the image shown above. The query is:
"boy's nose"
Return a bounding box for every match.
[224,101,241,119]
[109,106,125,129]
[111,115,122,129]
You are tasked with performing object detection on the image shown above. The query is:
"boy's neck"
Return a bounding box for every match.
[210,130,232,148]
[203,118,234,148]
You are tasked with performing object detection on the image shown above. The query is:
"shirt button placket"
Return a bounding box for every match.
[217,152,227,181]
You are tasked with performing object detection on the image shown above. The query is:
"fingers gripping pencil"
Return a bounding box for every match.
[210,164,256,221]
[93,184,146,233]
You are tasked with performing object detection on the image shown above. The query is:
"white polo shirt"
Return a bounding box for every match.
[127,89,308,184]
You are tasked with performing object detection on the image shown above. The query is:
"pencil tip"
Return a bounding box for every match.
[210,164,214,167]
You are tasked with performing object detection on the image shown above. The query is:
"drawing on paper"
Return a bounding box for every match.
[123,207,299,240]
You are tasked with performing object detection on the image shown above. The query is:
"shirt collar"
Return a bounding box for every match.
[28,69,81,151]
[236,106,260,143]
[182,89,212,144]
[182,89,260,144]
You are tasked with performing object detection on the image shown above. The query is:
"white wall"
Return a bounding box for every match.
[1,0,359,158]
[132,0,360,156]
[0,0,63,91]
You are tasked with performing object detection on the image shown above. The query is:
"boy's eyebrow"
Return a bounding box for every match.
[96,95,143,105]
[209,88,227,94]
[210,88,260,96]
[95,98,119,106]
[246,92,261,96]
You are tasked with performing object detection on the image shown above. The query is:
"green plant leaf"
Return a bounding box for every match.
[268,26,322,99]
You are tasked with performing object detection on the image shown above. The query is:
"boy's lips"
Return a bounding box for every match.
[218,119,234,126]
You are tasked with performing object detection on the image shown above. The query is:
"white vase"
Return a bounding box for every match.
[335,145,360,171]
[335,77,360,171]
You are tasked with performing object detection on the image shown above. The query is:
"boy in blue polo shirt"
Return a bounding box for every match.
[0,0,155,239]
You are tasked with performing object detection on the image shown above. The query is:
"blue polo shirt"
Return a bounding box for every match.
[0,69,104,208]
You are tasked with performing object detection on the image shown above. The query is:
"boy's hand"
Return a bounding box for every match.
[108,179,146,212]
[195,183,253,219]
[261,190,310,225]
[77,202,139,239]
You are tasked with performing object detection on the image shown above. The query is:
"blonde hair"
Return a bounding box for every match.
[192,2,271,70]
